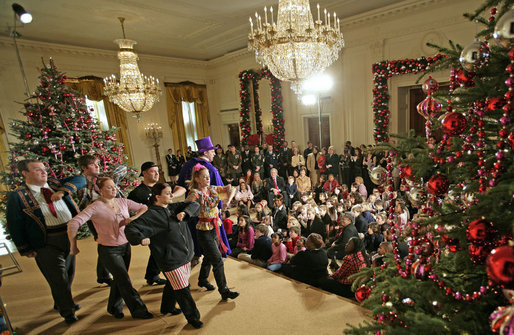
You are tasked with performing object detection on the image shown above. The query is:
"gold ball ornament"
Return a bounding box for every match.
[493,8,514,49]
[370,166,387,185]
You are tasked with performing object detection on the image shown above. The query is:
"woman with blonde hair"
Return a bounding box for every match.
[306,146,320,188]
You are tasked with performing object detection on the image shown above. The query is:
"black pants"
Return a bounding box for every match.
[145,254,161,281]
[327,245,345,262]
[196,229,228,294]
[35,233,76,318]
[98,243,148,317]
[87,221,111,282]
[162,282,200,323]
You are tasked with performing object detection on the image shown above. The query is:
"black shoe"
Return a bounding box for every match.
[161,308,182,315]
[188,320,204,329]
[132,311,154,319]
[221,290,239,301]
[64,314,78,325]
[97,278,113,286]
[146,278,167,286]
[113,312,124,319]
[54,304,81,311]
[198,281,216,291]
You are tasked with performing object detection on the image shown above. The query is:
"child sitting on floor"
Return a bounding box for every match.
[267,233,287,272]
[238,224,272,267]
[222,210,234,239]
[231,215,254,258]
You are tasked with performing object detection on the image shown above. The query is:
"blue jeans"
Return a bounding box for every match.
[267,263,283,272]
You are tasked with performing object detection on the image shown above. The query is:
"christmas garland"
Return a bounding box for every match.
[372,54,444,142]
[239,69,284,148]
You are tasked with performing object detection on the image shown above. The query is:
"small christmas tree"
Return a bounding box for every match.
[0,59,138,236]
[346,1,513,334]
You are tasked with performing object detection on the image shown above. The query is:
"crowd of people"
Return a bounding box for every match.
[166,139,413,298]
[6,136,416,328]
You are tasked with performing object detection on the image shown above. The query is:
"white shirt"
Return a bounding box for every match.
[27,183,73,226]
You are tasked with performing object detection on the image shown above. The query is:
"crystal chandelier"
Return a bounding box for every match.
[104,17,161,121]
[248,0,344,93]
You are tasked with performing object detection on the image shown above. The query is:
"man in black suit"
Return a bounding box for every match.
[272,194,288,232]
[265,168,286,209]
[326,212,359,269]
[6,159,85,324]
[127,161,167,286]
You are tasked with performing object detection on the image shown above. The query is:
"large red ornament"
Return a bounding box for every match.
[466,218,495,243]
[355,286,372,302]
[468,244,492,264]
[427,174,449,196]
[442,112,467,136]
[486,245,514,288]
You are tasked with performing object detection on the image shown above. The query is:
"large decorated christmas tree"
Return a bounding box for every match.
[347,1,513,334]
[0,59,138,227]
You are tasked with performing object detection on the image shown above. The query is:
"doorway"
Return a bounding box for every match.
[306,116,330,148]
[227,123,241,148]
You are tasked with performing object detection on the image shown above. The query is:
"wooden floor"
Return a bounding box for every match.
[0,237,370,335]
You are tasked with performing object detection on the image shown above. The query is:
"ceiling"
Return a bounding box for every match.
[1,0,406,61]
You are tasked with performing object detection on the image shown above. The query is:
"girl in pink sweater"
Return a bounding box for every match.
[267,233,287,272]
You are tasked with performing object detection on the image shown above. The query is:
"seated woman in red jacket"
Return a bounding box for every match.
[323,174,340,196]
[320,237,367,298]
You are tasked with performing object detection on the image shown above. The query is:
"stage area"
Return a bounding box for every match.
[0,236,370,334]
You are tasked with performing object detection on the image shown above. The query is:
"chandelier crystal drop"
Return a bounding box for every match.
[248,0,344,94]
[103,17,161,121]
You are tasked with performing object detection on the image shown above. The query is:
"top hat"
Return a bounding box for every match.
[195,136,217,154]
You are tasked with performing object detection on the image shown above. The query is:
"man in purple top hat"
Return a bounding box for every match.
[173,136,238,298]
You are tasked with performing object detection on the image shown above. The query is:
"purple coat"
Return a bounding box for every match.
[177,157,231,256]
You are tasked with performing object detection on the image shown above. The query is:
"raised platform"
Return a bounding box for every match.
[0,236,369,334]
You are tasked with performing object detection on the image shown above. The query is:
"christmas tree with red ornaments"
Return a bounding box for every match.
[347,2,513,335]
[0,59,138,223]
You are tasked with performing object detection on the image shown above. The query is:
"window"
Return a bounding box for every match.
[182,101,199,150]
[85,96,109,131]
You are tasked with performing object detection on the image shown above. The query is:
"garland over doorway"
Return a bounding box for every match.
[239,69,284,148]
[372,54,444,142]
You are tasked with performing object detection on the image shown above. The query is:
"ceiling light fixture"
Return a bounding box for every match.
[12,3,32,24]
[248,0,344,94]
[103,17,161,121]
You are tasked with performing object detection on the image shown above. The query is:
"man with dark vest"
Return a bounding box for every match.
[127,161,167,286]
[6,159,85,324]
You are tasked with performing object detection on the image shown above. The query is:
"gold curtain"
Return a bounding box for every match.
[0,114,9,192]
[67,77,133,165]
[165,82,210,155]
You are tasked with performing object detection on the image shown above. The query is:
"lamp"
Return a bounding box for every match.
[104,17,161,121]
[248,0,344,94]
[12,3,32,24]
[144,122,165,182]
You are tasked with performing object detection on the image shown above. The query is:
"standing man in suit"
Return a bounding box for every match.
[265,168,286,209]
[6,159,85,324]
[264,145,278,178]
[278,141,290,179]
[127,161,167,286]
[226,145,242,185]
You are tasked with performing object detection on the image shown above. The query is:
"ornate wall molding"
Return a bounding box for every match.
[0,37,209,69]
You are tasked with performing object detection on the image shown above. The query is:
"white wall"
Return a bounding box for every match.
[0,0,482,167]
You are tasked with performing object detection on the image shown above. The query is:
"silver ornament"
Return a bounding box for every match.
[370,166,387,185]
[459,40,488,72]
[408,187,426,204]
[493,8,514,49]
